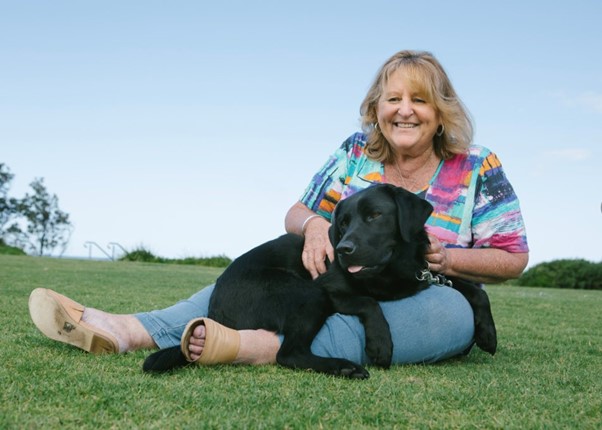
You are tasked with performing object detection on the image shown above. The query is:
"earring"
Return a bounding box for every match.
[373,122,380,132]
[436,124,445,137]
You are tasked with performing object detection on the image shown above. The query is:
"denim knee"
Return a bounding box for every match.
[135,285,215,349]
[310,285,475,365]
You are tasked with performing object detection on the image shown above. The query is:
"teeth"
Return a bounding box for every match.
[395,123,416,128]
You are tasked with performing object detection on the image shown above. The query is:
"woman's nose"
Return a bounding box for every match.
[397,100,413,116]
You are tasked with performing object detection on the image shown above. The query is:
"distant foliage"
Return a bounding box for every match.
[174,255,232,267]
[120,246,231,268]
[0,164,20,244]
[17,178,72,256]
[0,238,26,256]
[518,259,602,290]
[120,248,161,263]
[1,164,72,256]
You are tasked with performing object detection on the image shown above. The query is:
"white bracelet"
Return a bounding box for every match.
[301,214,322,235]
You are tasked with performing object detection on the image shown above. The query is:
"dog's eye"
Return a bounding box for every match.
[367,212,382,222]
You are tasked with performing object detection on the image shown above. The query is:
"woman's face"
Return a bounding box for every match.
[376,68,440,157]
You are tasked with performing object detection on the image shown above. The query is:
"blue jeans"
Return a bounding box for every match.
[136,284,475,364]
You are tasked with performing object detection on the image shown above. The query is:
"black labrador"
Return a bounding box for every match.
[143,184,496,378]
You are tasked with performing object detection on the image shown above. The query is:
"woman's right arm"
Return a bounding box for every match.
[286,134,368,278]
[285,201,334,279]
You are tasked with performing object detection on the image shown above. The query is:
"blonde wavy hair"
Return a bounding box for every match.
[360,50,473,163]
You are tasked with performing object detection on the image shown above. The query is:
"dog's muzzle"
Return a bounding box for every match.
[336,243,394,276]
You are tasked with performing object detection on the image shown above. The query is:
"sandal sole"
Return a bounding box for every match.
[28,288,118,354]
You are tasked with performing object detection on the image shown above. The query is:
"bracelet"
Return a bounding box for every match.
[301,214,322,235]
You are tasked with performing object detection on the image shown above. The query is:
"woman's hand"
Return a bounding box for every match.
[302,217,335,279]
[425,233,451,274]
[426,232,529,283]
[284,202,335,279]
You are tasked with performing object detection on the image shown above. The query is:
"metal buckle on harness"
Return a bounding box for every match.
[416,268,453,287]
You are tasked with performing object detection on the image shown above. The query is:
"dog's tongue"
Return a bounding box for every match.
[347,265,364,274]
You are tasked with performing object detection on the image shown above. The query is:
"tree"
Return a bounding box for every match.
[0,163,21,240]
[0,163,13,230]
[18,178,73,256]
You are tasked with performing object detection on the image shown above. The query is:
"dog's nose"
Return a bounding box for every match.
[336,240,356,255]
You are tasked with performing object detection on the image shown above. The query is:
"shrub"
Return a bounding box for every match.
[519,259,602,290]
[119,247,231,268]
[120,247,162,263]
[175,255,232,267]
[0,238,26,256]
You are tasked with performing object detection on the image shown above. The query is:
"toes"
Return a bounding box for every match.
[188,336,205,347]
[188,342,203,353]
[188,325,206,347]
[192,324,206,338]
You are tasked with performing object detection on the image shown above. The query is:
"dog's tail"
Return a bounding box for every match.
[143,346,189,373]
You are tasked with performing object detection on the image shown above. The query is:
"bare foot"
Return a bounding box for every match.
[188,325,279,365]
[187,323,207,361]
[82,308,156,353]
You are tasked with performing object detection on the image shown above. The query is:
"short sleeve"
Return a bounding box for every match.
[299,134,359,221]
[472,152,529,253]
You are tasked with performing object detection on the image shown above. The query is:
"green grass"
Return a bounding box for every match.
[1,254,601,429]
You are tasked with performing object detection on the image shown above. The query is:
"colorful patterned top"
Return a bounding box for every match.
[299,132,528,253]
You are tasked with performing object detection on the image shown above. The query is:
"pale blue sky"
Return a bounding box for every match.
[2,1,601,266]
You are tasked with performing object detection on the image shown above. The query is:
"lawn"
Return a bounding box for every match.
[1,254,600,429]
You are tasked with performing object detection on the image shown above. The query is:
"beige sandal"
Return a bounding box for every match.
[28,288,119,354]
[180,318,240,365]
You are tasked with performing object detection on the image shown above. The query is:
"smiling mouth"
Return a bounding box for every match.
[394,122,418,129]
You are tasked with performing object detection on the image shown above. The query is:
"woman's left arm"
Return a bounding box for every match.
[426,234,529,284]
[425,149,530,283]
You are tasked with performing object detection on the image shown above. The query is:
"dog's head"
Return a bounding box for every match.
[328,184,433,276]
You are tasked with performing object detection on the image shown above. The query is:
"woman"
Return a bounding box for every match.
[29,50,529,367]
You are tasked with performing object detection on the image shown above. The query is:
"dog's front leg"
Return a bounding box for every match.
[330,295,393,368]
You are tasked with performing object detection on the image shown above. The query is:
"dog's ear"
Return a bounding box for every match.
[389,185,434,242]
[328,205,341,247]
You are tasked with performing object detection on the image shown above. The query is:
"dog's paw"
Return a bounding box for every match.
[475,320,497,355]
[142,346,189,373]
[365,336,393,368]
[335,360,370,379]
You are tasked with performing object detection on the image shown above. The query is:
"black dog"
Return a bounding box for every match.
[143,184,496,378]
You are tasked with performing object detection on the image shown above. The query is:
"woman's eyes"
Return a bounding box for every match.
[386,97,426,103]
